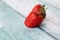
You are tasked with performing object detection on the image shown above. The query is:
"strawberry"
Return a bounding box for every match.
[24,12,43,28]
[32,4,46,19]
[24,4,46,28]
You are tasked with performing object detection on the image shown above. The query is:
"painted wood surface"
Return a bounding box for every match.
[0,0,60,40]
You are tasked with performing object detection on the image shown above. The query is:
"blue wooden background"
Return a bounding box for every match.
[0,0,60,40]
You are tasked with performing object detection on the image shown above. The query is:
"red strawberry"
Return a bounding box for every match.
[24,4,46,28]
[24,12,43,28]
[32,4,46,19]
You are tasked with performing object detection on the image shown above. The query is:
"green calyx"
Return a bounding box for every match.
[40,5,46,14]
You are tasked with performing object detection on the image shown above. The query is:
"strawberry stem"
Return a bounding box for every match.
[40,5,45,14]
[43,5,45,8]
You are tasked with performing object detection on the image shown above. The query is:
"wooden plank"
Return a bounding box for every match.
[0,1,56,40]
